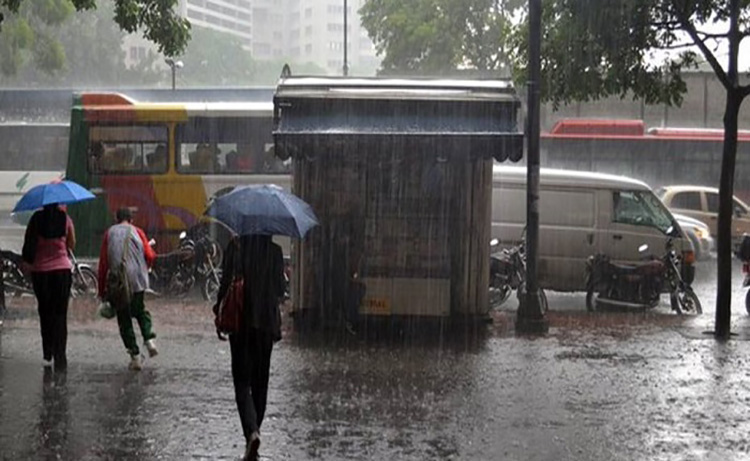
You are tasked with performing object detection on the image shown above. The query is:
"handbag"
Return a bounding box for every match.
[215,276,244,334]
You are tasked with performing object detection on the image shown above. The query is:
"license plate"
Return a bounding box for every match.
[362,298,391,316]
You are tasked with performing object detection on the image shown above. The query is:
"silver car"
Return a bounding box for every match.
[673,213,714,260]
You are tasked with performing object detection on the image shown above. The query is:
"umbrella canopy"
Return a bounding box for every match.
[13,180,96,213]
[206,185,319,238]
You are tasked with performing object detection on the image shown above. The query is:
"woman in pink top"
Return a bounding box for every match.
[22,203,76,371]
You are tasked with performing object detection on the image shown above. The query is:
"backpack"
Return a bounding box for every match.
[106,230,132,309]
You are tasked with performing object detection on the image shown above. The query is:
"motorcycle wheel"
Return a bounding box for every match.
[202,268,222,303]
[585,287,596,312]
[746,290,750,316]
[489,284,512,308]
[71,267,98,298]
[3,266,28,297]
[671,288,702,315]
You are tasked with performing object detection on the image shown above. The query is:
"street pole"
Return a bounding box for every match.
[343,0,349,76]
[165,58,183,91]
[516,0,549,334]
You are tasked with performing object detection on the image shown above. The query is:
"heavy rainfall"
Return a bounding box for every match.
[2,1,750,460]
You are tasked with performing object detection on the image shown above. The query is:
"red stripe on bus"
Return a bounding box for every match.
[99,176,166,238]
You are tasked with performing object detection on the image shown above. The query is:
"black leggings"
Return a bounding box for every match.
[31,270,72,368]
[229,329,274,441]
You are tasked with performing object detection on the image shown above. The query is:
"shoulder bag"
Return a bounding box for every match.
[215,245,244,334]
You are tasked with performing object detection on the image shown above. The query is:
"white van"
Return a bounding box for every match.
[491,166,694,292]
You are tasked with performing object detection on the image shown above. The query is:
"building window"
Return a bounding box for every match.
[129,47,138,60]
[138,47,146,59]
[305,7,312,18]
[305,44,312,54]
[305,25,312,36]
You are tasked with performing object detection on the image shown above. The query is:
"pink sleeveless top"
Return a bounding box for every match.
[32,216,73,273]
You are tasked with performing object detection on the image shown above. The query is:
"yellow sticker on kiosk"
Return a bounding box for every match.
[363,298,391,315]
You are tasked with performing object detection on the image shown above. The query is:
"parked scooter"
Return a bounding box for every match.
[0,249,97,298]
[489,237,548,311]
[149,231,223,301]
[149,232,198,298]
[737,234,750,315]
[585,227,702,314]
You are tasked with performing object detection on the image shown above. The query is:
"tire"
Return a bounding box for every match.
[585,287,596,312]
[202,268,222,303]
[539,288,549,313]
[489,284,512,308]
[746,290,750,316]
[671,287,702,315]
[72,266,98,298]
[3,260,31,297]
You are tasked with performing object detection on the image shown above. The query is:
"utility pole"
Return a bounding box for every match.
[343,0,349,76]
[516,0,549,334]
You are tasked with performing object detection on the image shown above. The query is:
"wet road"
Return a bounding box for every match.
[2,258,750,460]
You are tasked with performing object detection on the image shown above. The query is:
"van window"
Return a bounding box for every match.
[613,190,673,233]
[706,193,719,213]
[493,187,594,227]
[670,191,702,211]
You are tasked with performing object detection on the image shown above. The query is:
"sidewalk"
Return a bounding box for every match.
[1,298,750,460]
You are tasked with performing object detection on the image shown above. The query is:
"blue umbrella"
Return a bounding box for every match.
[13,180,96,213]
[206,185,319,238]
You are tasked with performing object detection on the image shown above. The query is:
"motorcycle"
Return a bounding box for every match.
[585,228,702,314]
[149,231,223,301]
[737,234,750,315]
[0,249,97,298]
[489,238,548,311]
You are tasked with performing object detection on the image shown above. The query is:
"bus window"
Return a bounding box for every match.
[88,125,168,174]
[175,116,288,174]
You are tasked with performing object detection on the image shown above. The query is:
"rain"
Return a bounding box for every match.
[2,1,750,460]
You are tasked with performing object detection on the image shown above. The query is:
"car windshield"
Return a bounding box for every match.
[613,190,675,234]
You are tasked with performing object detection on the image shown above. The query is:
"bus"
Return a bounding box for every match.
[540,118,750,201]
[65,92,291,257]
[0,122,68,252]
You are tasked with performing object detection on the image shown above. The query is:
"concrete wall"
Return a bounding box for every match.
[541,72,750,132]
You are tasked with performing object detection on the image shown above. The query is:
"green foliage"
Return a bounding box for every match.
[0,0,189,77]
[179,26,254,86]
[507,0,750,108]
[360,0,523,75]
[179,27,327,86]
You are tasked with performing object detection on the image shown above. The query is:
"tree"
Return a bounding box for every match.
[360,0,523,75]
[0,0,190,77]
[0,1,162,86]
[511,0,750,339]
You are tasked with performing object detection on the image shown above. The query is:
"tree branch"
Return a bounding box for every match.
[672,4,730,89]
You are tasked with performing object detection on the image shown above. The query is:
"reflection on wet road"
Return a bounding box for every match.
[2,258,750,460]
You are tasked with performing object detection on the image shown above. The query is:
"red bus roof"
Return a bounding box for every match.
[549,119,645,136]
[545,118,750,142]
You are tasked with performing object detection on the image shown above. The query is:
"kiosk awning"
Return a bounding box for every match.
[273,77,525,163]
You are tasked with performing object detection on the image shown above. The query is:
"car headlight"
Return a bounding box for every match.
[693,226,710,240]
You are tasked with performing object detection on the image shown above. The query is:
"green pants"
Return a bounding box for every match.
[116,291,155,356]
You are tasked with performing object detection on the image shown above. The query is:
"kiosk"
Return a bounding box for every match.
[273,77,523,326]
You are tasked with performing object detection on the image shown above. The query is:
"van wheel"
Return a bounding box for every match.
[539,288,549,314]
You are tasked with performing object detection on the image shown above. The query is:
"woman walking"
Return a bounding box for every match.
[214,235,285,461]
[22,203,75,371]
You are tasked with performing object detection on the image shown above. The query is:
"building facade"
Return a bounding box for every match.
[123,0,381,76]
